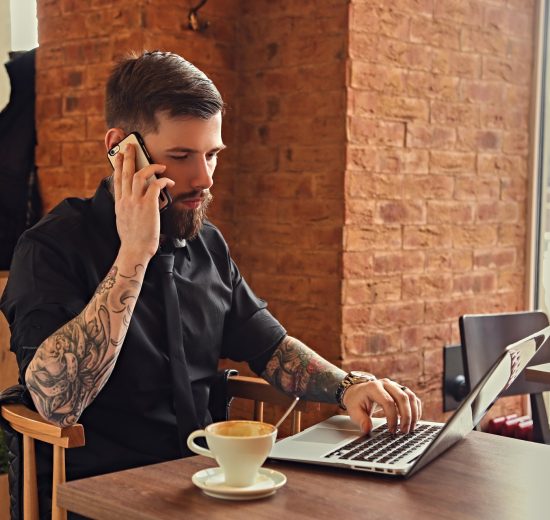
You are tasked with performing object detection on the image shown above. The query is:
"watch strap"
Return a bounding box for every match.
[335,371,376,410]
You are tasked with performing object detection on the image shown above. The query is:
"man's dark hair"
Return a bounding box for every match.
[105,50,224,133]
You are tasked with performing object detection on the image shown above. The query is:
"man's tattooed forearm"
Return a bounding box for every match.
[262,336,346,403]
[96,266,118,295]
[119,263,145,280]
[26,263,144,426]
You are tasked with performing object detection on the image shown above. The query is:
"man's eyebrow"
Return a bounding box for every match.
[165,144,227,153]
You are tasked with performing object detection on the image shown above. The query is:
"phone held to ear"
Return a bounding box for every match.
[107,132,172,212]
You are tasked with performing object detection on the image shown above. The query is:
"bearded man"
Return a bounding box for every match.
[1,51,421,518]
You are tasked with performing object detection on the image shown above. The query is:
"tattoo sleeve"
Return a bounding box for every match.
[261,335,346,403]
[25,261,145,426]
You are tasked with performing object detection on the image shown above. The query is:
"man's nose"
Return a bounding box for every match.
[192,156,214,190]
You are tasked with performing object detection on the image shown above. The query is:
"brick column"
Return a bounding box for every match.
[344,0,535,419]
[232,2,348,365]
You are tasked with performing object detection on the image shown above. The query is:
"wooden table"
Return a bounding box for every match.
[57,431,548,520]
[525,363,550,384]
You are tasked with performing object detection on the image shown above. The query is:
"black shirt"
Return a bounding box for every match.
[1,179,286,480]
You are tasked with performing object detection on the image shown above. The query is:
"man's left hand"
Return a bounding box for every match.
[343,378,422,434]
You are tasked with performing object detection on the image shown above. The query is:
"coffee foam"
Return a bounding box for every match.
[211,421,275,437]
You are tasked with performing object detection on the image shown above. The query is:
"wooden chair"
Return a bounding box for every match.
[459,311,550,443]
[226,374,310,434]
[1,402,84,520]
[1,373,310,520]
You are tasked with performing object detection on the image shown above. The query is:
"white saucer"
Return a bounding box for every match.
[191,467,287,500]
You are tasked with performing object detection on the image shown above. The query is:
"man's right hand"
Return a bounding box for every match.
[25,146,162,426]
[113,143,175,261]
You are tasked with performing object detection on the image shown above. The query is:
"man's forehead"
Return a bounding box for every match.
[147,111,223,147]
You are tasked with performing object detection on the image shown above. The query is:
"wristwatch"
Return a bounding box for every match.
[335,371,376,410]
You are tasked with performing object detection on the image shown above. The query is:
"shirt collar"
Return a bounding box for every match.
[91,178,119,247]
[163,237,187,249]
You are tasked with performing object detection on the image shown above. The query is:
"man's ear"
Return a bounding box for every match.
[105,128,126,151]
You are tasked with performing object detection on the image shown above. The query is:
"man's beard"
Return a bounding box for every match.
[161,190,213,240]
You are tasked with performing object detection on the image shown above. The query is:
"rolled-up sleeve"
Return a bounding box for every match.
[220,259,286,375]
[1,234,88,382]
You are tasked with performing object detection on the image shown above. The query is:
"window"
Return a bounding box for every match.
[0,0,38,110]
[532,1,550,314]
[530,0,550,419]
[10,0,38,51]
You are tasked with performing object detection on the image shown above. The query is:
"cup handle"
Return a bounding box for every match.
[187,429,215,459]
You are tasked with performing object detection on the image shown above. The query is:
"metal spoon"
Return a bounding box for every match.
[275,397,300,429]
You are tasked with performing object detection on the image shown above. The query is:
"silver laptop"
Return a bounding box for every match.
[270,326,550,478]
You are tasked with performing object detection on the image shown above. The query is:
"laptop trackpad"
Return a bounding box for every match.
[294,427,360,444]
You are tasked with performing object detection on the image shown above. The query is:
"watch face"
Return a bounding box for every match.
[349,371,372,379]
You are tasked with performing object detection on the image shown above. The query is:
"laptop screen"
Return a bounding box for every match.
[409,325,550,476]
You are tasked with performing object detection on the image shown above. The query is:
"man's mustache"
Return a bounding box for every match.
[173,190,210,203]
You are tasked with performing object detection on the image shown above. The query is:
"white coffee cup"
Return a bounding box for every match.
[187,420,277,487]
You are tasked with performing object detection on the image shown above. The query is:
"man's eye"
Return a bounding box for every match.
[207,153,218,161]
[169,155,188,161]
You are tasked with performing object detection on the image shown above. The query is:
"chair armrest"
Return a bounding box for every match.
[1,402,85,520]
[1,404,85,448]
[226,375,312,412]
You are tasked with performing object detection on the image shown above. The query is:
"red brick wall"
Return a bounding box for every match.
[345,0,535,419]
[232,1,347,368]
[34,0,537,423]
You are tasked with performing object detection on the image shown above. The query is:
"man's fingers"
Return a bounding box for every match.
[370,384,400,434]
[386,381,423,434]
[344,379,422,435]
[406,390,420,431]
[113,152,123,202]
[144,176,175,204]
[349,408,373,434]
[402,388,422,432]
[416,396,422,422]
[132,164,167,196]
[379,400,399,434]
[121,143,136,198]
[347,380,399,433]
[384,383,413,433]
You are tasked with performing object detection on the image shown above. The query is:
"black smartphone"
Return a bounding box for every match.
[107,132,172,212]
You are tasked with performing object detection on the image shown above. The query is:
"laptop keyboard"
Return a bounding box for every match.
[324,423,442,465]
